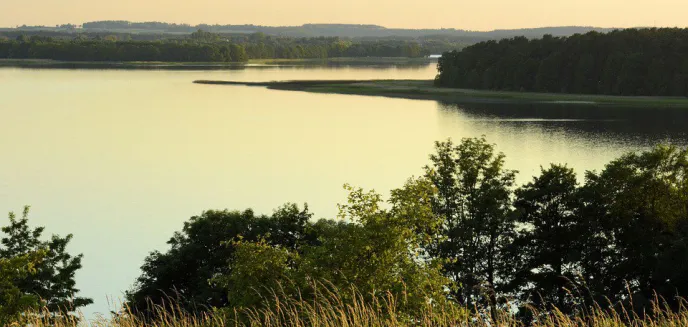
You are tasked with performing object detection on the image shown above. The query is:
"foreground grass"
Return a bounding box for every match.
[13,289,688,327]
[193,79,688,108]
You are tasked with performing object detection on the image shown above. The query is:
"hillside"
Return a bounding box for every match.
[3,21,617,39]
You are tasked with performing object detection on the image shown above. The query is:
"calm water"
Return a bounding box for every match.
[1,65,687,317]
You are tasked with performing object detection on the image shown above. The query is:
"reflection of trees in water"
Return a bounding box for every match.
[437,102,688,146]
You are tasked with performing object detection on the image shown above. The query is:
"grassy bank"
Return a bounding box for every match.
[194,79,688,108]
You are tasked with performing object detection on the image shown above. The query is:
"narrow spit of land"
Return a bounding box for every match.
[193,79,688,108]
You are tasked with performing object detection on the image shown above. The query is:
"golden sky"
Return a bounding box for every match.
[2,0,687,30]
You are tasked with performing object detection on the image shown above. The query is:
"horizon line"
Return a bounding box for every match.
[1,21,649,33]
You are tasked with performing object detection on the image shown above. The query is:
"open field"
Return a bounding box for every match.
[194,79,688,108]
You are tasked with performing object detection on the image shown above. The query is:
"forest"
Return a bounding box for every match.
[0,30,433,62]
[2,138,688,326]
[436,28,688,96]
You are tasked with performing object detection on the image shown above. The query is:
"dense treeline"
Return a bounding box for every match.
[236,33,428,59]
[0,31,432,62]
[0,37,249,62]
[436,28,688,96]
[123,138,688,322]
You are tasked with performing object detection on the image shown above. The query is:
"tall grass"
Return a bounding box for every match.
[12,287,688,327]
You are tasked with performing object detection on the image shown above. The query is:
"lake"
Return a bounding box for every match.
[1,64,687,318]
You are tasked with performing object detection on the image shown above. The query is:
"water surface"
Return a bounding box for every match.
[1,65,687,318]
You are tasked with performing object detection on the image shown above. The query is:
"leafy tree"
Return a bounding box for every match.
[213,178,451,315]
[304,180,449,310]
[214,238,296,309]
[509,165,584,314]
[579,145,688,312]
[0,251,45,325]
[425,137,517,310]
[126,204,314,316]
[0,206,92,317]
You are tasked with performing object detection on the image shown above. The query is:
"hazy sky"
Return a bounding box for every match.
[2,0,687,30]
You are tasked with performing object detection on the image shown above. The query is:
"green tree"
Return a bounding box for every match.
[425,137,517,310]
[509,165,584,314]
[215,238,296,309]
[229,44,247,62]
[0,207,92,317]
[579,145,688,312]
[0,251,45,325]
[126,204,314,315]
[305,180,449,310]
[214,178,451,315]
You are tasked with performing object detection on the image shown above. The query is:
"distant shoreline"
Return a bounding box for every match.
[193,79,688,108]
[0,57,436,70]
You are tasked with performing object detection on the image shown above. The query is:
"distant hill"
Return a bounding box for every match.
[6,21,619,39]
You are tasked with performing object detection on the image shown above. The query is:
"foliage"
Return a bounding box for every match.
[436,28,688,96]
[125,139,688,320]
[210,179,452,317]
[300,179,450,311]
[577,145,688,312]
[425,137,517,309]
[125,205,314,316]
[0,207,91,323]
[508,164,585,315]
[0,38,249,62]
[0,32,435,62]
[0,251,44,325]
[213,238,296,309]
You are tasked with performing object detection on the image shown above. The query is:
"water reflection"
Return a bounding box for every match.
[438,102,688,147]
[434,102,688,184]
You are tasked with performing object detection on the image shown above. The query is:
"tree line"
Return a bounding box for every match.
[3,138,688,324]
[126,138,688,321]
[0,37,249,62]
[436,28,688,96]
[0,31,433,62]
